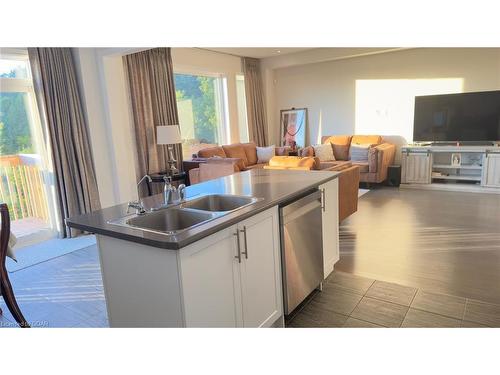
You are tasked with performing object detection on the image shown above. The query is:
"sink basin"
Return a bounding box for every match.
[180,194,259,212]
[126,208,215,235]
[108,194,261,236]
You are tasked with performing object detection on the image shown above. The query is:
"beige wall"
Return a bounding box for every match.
[266,48,500,151]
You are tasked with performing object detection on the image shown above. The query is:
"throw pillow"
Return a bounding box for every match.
[257,145,276,163]
[312,144,335,162]
[349,143,371,162]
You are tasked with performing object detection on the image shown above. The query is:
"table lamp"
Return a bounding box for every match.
[157,125,182,175]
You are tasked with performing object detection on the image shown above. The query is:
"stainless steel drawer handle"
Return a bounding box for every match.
[234,230,241,263]
[321,188,326,212]
[240,227,248,259]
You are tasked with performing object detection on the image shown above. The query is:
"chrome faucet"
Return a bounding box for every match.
[127,200,146,215]
[163,176,176,205]
[163,176,187,205]
[178,184,187,201]
[137,174,152,191]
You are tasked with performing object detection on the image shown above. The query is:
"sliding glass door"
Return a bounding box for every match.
[0,49,58,244]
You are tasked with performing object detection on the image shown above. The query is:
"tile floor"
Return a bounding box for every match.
[287,271,500,328]
[2,245,500,328]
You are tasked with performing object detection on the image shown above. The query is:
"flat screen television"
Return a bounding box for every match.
[413,90,500,142]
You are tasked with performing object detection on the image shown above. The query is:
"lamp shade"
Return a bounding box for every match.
[157,125,181,145]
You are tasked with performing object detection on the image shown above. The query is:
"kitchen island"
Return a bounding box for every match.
[67,169,340,327]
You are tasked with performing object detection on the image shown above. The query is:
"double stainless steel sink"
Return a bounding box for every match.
[109,194,261,236]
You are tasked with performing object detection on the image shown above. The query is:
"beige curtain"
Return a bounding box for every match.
[123,48,182,197]
[242,57,268,146]
[28,48,101,238]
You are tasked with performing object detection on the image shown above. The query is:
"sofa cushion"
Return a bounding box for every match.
[319,160,352,171]
[351,161,369,173]
[264,165,312,171]
[351,135,382,145]
[321,136,352,161]
[268,156,317,170]
[199,163,238,182]
[245,163,266,170]
[313,144,335,162]
[222,144,248,166]
[197,146,226,159]
[241,142,258,165]
[256,145,276,163]
[331,144,350,161]
[321,135,352,146]
[349,143,371,162]
[206,157,246,172]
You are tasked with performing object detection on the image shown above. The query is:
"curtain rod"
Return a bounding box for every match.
[194,47,247,59]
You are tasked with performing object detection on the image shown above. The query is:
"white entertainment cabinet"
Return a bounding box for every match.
[400,145,500,193]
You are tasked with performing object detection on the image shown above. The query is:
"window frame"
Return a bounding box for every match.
[173,69,230,146]
[235,74,249,143]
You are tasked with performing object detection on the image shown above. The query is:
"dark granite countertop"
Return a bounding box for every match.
[66,169,339,250]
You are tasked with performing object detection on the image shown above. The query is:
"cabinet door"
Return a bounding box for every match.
[238,207,283,328]
[482,153,500,187]
[402,152,432,184]
[320,179,339,279]
[179,226,243,327]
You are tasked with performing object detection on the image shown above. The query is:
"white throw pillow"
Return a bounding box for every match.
[349,143,371,162]
[257,145,276,163]
[313,144,335,162]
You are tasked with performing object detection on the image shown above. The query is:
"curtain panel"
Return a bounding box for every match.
[242,57,268,147]
[28,48,101,238]
[123,48,182,197]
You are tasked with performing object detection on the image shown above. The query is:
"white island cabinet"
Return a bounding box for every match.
[97,207,283,327]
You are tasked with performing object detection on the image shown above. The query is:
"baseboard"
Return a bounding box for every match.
[400,183,500,194]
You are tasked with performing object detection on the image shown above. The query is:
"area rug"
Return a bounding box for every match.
[6,235,97,272]
[358,189,370,198]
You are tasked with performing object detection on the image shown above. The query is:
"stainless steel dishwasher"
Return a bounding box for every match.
[280,189,323,315]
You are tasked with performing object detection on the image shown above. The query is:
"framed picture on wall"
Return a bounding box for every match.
[280,108,308,149]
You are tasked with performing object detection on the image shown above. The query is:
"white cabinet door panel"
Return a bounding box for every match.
[402,152,432,184]
[320,179,339,279]
[180,226,243,327]
[239,207,283,328]
[482,153,500,187]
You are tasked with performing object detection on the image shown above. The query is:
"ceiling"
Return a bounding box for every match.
[203,48,313,59]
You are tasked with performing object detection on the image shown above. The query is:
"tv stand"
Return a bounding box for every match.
[400,144,500,193]
[411,141,498,147]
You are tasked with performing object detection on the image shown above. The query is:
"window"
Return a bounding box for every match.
[174,72,228,159]
[0,50,57,241]
[236,75,249,143]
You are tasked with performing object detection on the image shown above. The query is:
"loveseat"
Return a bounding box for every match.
[301,135,396,184]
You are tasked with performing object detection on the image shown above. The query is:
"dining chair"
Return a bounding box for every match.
[0,203,30,328]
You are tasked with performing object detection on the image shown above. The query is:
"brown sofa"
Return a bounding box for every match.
[189,142,360,222]
[301,135,396,183]
[193,142,289,169]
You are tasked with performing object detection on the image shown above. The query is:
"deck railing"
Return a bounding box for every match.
[0,155,50,222]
